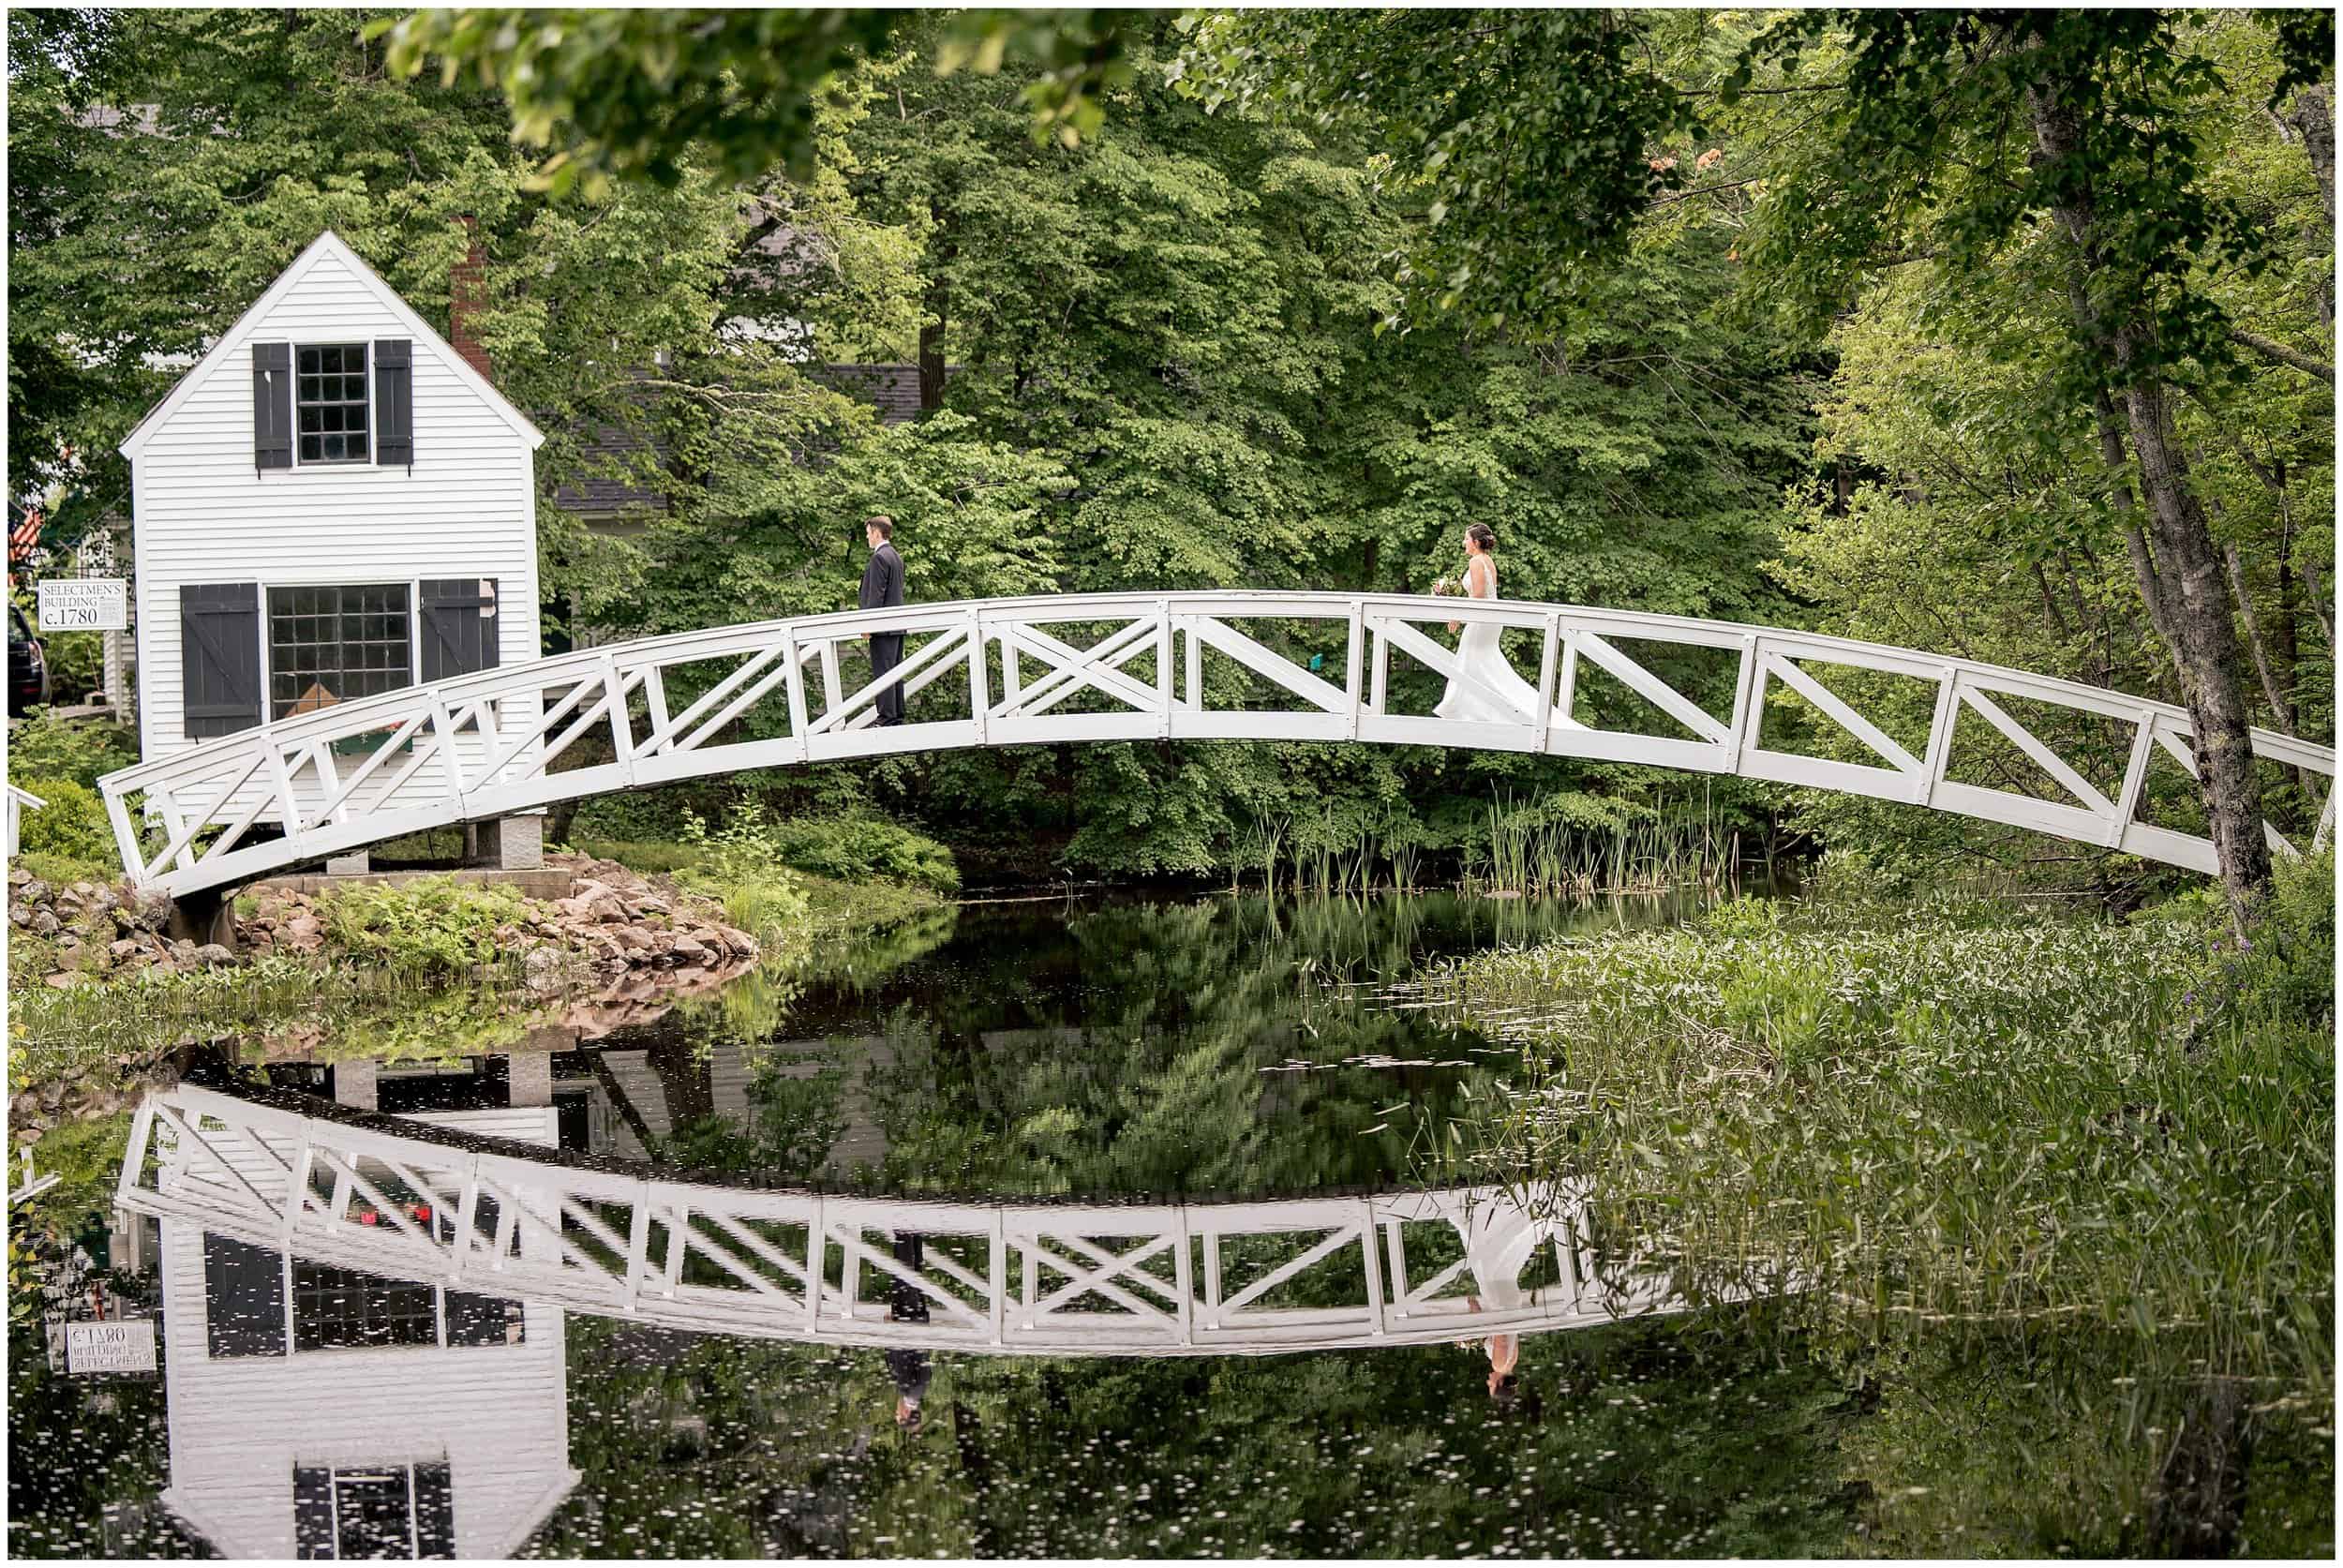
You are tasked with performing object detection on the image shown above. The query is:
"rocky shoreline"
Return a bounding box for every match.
[8,851,760,991]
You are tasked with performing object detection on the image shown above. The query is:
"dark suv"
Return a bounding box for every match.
[8,602,48,716]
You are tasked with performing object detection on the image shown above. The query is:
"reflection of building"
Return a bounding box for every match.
[578,1038,897,1172]
[154,1105,575,1560]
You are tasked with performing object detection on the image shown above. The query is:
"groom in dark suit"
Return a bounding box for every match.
[859,515,906,726]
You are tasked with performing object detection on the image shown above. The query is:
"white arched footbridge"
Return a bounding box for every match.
[117,1083,1709,1357]
[98,592,2334,898]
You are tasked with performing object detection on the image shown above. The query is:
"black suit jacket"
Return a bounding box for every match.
[859,542,904,611]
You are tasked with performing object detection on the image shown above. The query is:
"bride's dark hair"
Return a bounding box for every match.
[1466,523,1498,553]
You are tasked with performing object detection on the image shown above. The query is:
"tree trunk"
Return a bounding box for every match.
[2029,80,2274,914]
[918,203,954,415]
[2286,82,2335,228]
[2114,355,2274,909]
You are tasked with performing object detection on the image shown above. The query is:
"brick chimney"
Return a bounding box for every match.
[449,215,493,381]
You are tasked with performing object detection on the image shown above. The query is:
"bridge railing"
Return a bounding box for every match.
[117,1083,1695,1356]
[98,592,2334,896]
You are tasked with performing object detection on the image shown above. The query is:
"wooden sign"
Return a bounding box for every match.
[65,1319,157,1375]
[37,577,127,632]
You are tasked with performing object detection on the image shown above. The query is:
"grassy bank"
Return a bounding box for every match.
[1421,852,2334,1553]
[9,864,948,1100]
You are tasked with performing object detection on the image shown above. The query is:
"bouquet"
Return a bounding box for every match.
[1431,575,1465,598]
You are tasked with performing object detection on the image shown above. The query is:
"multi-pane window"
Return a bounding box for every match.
[294,1461,455,1559]
[297,344,370,463]
[268,584,411,718]
[291,1260,437,1352]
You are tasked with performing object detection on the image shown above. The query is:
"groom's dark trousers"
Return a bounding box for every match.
[860,538,907,725]
[870,633,906,726]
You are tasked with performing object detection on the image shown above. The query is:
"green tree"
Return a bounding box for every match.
[1180,8,2335,918]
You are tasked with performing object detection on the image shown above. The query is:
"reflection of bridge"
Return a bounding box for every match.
[99,592,2333,898]
[118,1084,1697,1357]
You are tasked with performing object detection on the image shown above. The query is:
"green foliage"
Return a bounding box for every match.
[1175,10,1705,336]
[758,813,960,895]
[9,777,113,867]
[377,9,1135,193]
[317,875,531,977]
[4,712,138,792]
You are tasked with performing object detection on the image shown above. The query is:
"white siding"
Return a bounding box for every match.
[155,1105,575,1559]
[129,243,544,822]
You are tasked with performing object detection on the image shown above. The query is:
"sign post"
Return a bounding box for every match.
[37,577,127,633]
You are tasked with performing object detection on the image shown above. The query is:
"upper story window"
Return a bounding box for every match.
[297,344,370,463]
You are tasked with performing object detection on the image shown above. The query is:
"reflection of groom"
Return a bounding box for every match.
[859,515,906,726]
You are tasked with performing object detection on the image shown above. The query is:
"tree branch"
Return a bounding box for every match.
[2230,326,2335,383]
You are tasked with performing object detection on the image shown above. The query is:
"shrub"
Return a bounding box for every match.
[37,629,107,706]
[6,712,139,791]
[674,800,812,943]
[764,811,959,893]
[318,875,531,977]
[11,777,117,868]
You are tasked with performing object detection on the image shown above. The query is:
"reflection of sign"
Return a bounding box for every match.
[37,577,127,631]
[66,1320,157,1375]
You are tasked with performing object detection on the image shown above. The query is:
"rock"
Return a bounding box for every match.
[191,944,236,968]
[8,905,28,929]
[670,933,708,962]
[7,866,28,886]
[172,939,198,960]
[30,909,60,937]
[68,880,97,902]
[43,972,85,989]
[109,939,142,962]
[612,928,652,954]
[128,891,172,932]
[21,879,51,905]
[89,887,118,915]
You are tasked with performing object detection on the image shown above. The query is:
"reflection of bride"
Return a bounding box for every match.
[1433,523,1545,724]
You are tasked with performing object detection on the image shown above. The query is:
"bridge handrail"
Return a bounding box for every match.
[97,590,2336,896]
[100,592,2335,794]
[115,1083,1694,1357]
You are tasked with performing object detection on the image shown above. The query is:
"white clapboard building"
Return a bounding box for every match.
[117,229,545,868]
[155,1106,577,1559]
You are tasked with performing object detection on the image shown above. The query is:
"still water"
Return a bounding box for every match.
[12,889,1889,1560]
[61,885,2328,1559]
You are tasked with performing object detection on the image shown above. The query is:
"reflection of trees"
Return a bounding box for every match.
[534,1310,1861,1559]
[851,893,1650,1199]
[7,1321,199,1559]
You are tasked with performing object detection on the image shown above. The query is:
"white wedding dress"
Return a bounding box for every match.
[1433,558,1545,724]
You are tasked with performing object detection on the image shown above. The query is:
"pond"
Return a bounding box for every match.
[7,886,2329,1558]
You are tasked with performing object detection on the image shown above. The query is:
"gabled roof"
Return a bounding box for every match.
[118,230,545,459]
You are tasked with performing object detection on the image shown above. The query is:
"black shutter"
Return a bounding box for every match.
[374,337,413,468]
[413,1461,456,1558]
[253,342,292,471]
[291,1466,335,1559]
[418,578,500,682]
[181,583,262,738]
[202,1231,288,1358]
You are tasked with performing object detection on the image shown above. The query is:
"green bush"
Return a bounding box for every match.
[319,874,531,977]
[673,800,812,943]
[6,712,139,790]
[36,629,107,706]
[2206,845,2336,1037]
[763,811,959,894]
[11,777,116,868]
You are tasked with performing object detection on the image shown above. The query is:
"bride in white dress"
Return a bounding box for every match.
[1433,523,1545,724]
